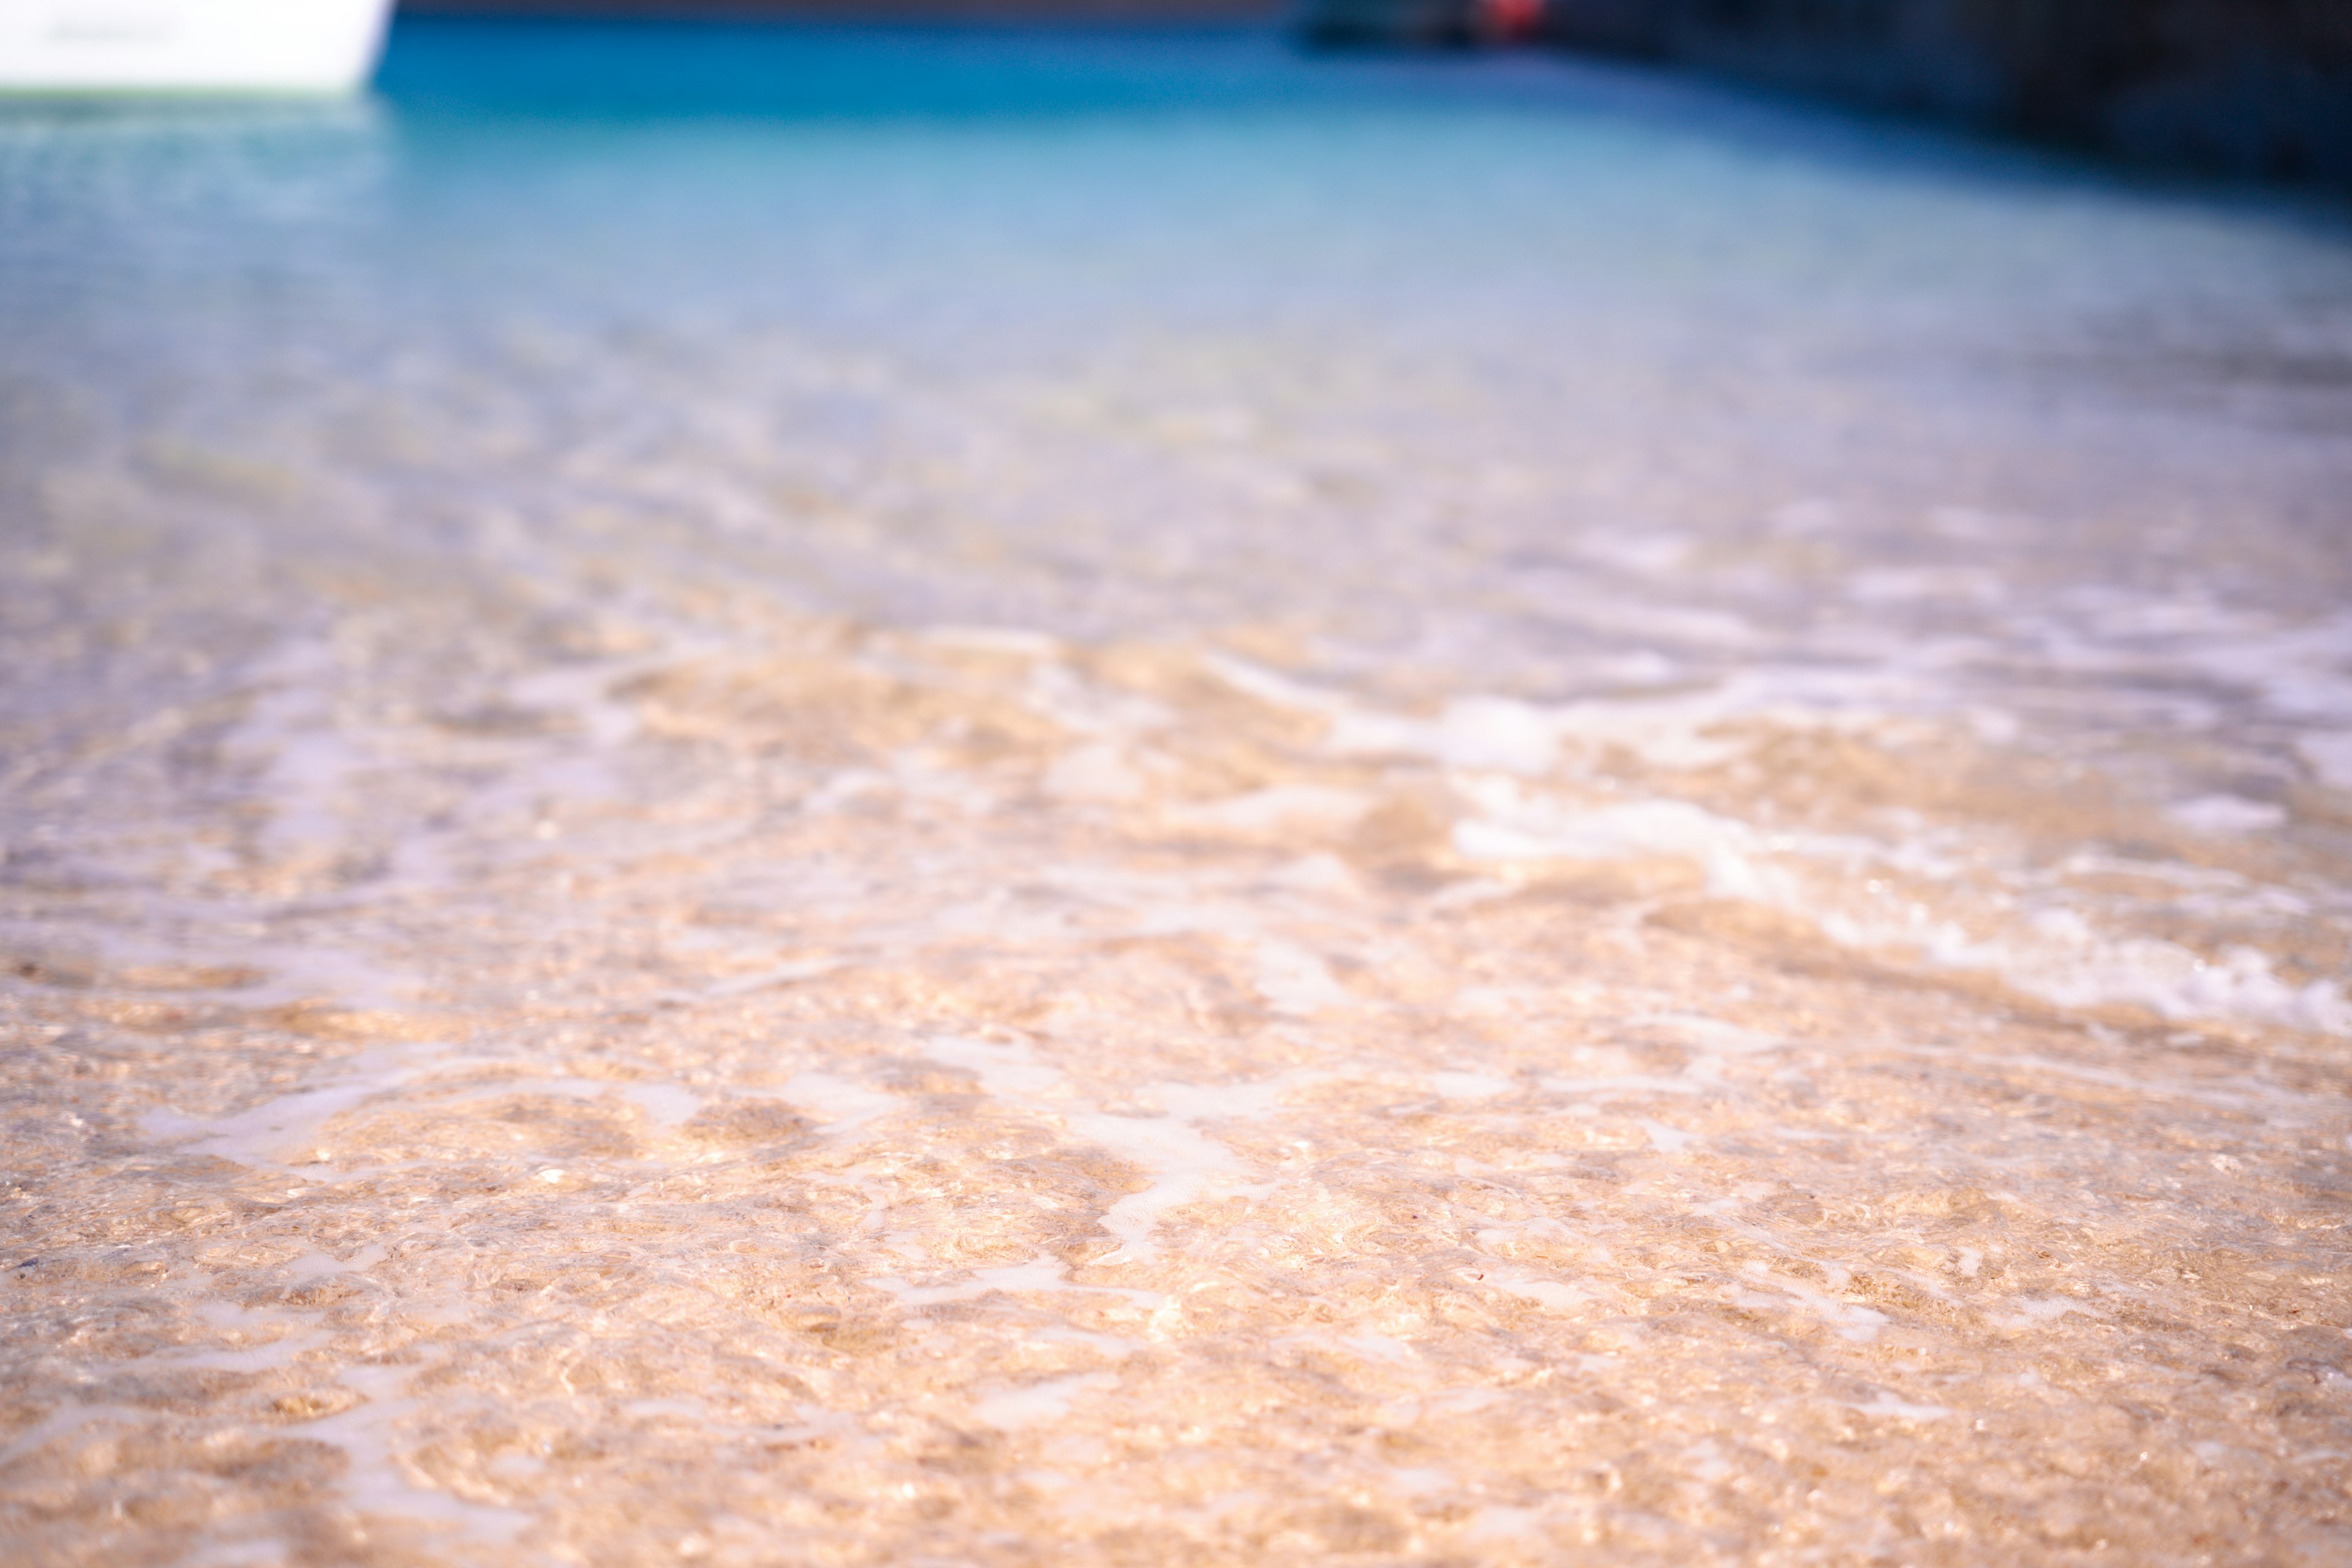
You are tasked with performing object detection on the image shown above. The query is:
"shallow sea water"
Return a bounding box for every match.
[5,20,2352,1566]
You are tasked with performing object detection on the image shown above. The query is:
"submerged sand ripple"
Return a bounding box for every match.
[7,623,2351,1566]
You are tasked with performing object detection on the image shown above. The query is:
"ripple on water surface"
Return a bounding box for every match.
[4,21,2352,1567]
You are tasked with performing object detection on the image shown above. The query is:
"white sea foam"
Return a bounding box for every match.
[1450,779,1787,902]
[2301,731,2352,790]
[970,1373,1120,1431]
[1918,916,2351,1036]
[780,1072,902,1134]
[1250,940,1351,1016]
[2169,794,2286,835]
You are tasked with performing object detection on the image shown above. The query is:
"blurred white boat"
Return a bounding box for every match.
[0,0,391,92]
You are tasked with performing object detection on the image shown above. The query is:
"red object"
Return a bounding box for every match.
[1479,0,1545,42]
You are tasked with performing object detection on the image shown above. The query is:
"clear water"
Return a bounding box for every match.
[5,21,2352,1565]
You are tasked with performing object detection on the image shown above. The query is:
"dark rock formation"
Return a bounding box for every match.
[1536,0,2352,180]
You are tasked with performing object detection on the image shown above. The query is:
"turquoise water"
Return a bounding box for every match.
[10,24,2351,675]
[6,24,2352,1566]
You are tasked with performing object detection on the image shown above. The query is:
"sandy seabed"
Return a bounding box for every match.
[8,611,2352,1566]
[6,27,2352,1567]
